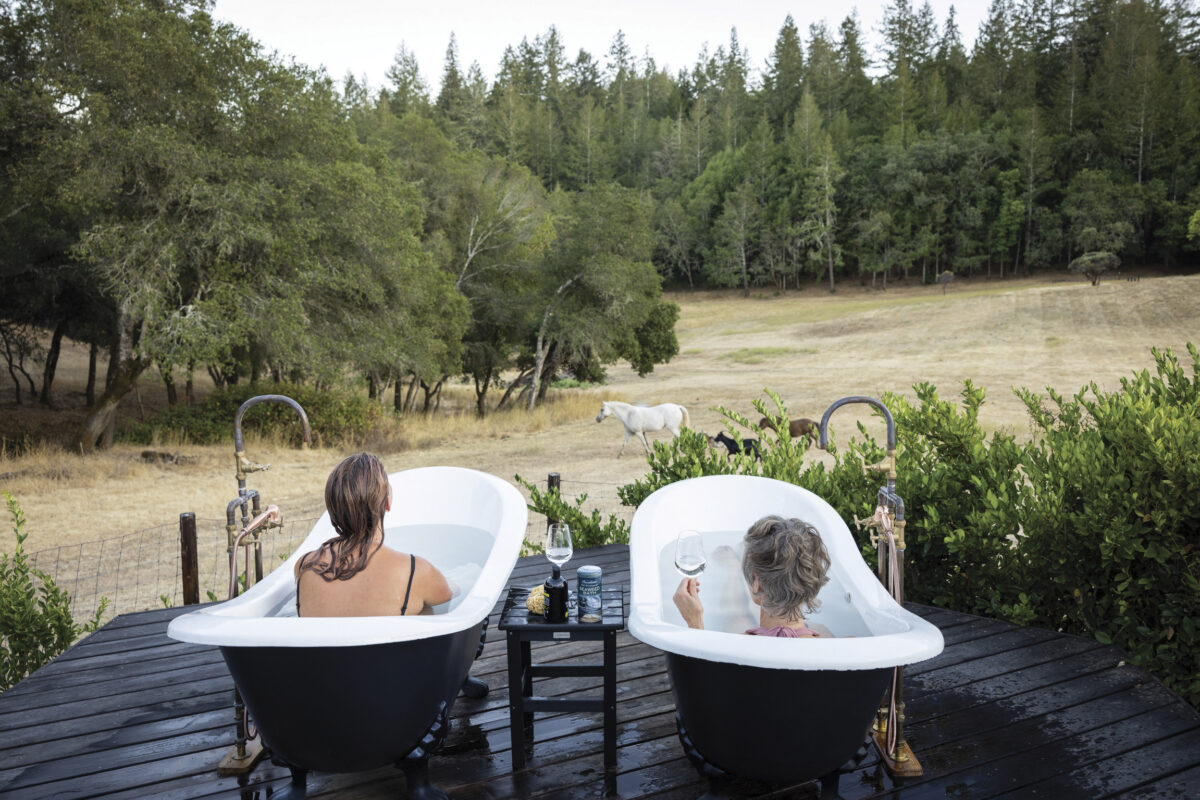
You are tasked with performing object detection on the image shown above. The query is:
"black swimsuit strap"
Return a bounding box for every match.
[400,553,416,615]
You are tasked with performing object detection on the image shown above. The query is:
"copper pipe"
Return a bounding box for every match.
[228,505,280,600]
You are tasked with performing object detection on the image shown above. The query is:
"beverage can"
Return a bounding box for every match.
[577,565,602,622]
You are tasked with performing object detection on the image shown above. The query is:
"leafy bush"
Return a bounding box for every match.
[615,349,1200,707]
[1015,345,1200,705]
[1,494,107,692]
[515,475,630,549]
[855,383,1029,619]
[121,382,383,446]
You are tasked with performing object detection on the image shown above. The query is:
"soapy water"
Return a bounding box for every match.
[274,523,493,617]
[657,529,870,637]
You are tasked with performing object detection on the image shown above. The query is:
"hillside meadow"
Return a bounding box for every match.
[2,271,1197,554]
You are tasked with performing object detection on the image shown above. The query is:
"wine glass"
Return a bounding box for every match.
[546,522,573,574]
[674,530,707,577]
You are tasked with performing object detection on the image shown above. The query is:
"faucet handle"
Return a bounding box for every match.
[863,450,897,479]
[235,451,271,479]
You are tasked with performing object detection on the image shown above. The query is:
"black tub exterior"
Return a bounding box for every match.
[221,621,482,773]
[667,652,890,784]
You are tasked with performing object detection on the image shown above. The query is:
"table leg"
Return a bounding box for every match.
[603,630,617,774]
[521,640,533,730]
[507,631,526,771]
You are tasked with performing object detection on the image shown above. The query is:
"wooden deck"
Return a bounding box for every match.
[2,544,1198,799]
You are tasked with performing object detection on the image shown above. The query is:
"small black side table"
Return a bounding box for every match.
[498,585,625,775]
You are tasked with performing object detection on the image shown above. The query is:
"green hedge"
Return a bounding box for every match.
[121,382,383,446]
[2,494,106,692]
[615,346,1200,707]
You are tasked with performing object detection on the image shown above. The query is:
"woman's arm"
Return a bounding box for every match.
[414,556,453,611]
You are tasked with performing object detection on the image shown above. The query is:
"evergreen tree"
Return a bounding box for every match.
[762,15,805,133]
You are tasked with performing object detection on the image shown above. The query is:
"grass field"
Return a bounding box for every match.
[2,271,1198,557]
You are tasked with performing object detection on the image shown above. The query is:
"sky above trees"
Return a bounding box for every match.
[209,0,988,92]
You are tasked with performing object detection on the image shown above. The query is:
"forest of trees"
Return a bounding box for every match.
[3,0,1200,449]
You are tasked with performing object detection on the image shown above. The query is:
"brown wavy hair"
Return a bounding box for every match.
[742,515,831,622]
[298,453,390,582]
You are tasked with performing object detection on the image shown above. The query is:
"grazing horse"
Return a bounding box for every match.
[759,416,818,441]
[707,431,762,461]
[596,401,690,456]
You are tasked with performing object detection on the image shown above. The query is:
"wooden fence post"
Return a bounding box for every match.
[547,473,560,525]
[179,512,199,606]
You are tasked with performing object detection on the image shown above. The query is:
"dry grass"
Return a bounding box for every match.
[3,271,1198,562]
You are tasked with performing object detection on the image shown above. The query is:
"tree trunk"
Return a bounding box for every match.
[77,356,150,452]
[86,341,98,407]
[528,274,581,411]
[161,363,178,406]
[741,244,749,298]
[404,375,419,414]
[40,317,69,406]
[106,335,119,389]
[537,346,562,404]
[368,373,379,400]
[474,363,493,417]
[528,330,549,412]
[76,309,150,453]
[2,332,22,404]
[394,377,405,412]
[496,368,532,412]
[185,361,195,405]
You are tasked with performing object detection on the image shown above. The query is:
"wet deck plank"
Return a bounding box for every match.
[0,545,1197,800]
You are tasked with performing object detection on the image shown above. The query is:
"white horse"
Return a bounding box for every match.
[596,401,690,456]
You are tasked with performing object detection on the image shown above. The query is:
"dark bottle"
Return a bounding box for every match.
[544,566,569,623]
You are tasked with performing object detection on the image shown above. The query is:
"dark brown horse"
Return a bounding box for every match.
[759,416,818,440]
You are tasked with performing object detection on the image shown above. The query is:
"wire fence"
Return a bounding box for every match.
[26,476,635,626]
[27,515,317,627]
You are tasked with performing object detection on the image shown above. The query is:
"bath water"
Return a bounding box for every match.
[276,523,494,617]
[658,529,870,637]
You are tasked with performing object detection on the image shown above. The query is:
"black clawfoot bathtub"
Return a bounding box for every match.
[168,467,527,796]
[629,475,943,795]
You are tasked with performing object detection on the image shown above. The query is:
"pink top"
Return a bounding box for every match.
[746,625,821,638]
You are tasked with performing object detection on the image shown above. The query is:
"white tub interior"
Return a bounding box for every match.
[168,466,527,648]
[629,475,944,671]
[655,529,873,638]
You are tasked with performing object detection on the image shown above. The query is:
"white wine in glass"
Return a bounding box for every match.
[674,530,707,577]
[546,523,573,570]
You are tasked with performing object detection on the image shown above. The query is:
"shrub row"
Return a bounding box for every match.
[121,382,383,446]
[614,346,1200,707]
[1,494,106,692]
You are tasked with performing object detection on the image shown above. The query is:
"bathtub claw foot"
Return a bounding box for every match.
[676,713,736,797]
[819,771,841,800]
[460,676,489,699]
[398,701,452,800]
[398,760,449,800]
[266,768,308,799]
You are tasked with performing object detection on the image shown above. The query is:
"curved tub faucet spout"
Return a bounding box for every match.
[234,394,312,454]
[815,395,896,453]
[232,395,313,500]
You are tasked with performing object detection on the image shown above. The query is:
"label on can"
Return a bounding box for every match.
[577,565,602,622]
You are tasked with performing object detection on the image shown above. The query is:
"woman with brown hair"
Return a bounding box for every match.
[672,515,834,637]
[295,453,452,617]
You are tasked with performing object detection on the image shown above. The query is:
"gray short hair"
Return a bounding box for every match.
[742,515,831,621]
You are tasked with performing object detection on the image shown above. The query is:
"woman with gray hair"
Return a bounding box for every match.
[672,515,834,637]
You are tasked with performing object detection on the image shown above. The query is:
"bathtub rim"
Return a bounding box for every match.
[628,474,944,671]
[167,466,527,648]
